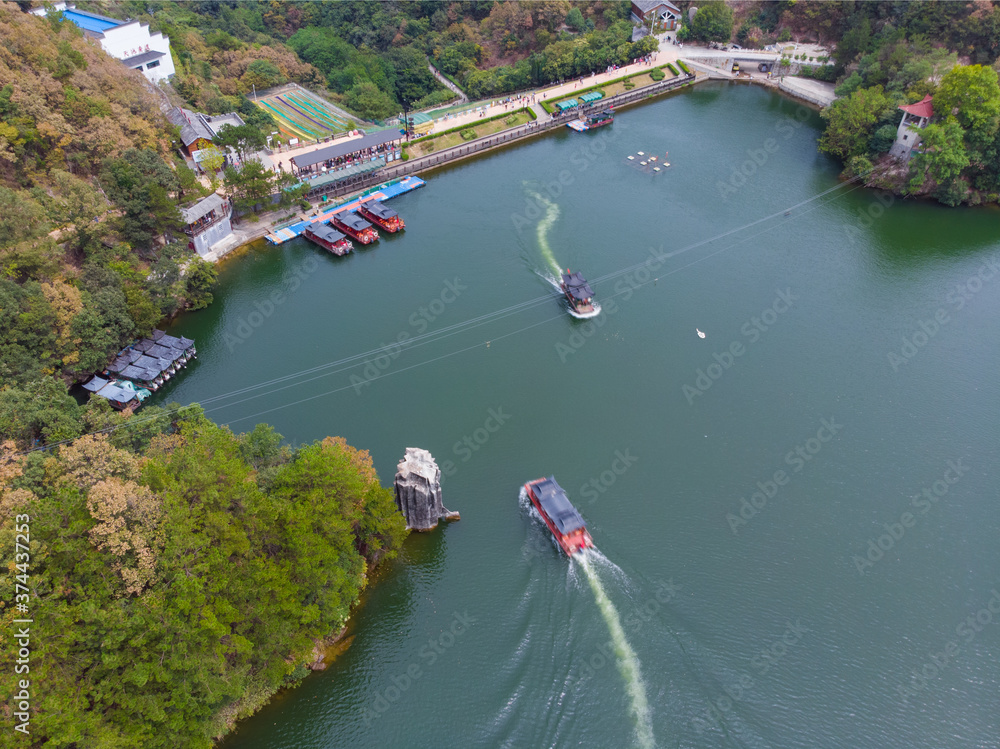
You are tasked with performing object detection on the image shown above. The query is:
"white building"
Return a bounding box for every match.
[32,3,175,84]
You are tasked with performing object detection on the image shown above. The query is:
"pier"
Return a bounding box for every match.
[265,176,425,245]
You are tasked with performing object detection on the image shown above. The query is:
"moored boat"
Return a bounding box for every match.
[523,475,594,556]
[303,222,354,256]
[566,108,614,132]
[561,269,596,316]
[357,200,405,232]
[332,212,379,244]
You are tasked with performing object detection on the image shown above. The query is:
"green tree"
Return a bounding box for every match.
[0,376,82,445]
[100,150,183,252]
[819,85,896,161]
[224,159,275,216]
[213,123,268,163]
[184,257,219,310]
[933,64,1000,152]
[566,6,586,32]
[343,80,398,121]
[910,119,971,201]
[689,1,735,43]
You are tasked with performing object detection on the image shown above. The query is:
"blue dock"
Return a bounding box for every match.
[266,175,426,245]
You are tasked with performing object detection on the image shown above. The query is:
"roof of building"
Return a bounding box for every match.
[900,94,933,119]
[61,7,122,33]
[562,272,594,301]
[122,49,166,67]
[180,193,228,225]
[534,476,587,535]
[167,107,214,147]
[632,0,681,14]
[291,130,402,169]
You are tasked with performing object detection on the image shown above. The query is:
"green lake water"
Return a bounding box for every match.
[157,82,999,748]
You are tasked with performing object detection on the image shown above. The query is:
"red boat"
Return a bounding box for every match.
[303,223,353,256]
[358,200,405,232]
[332,212,379,244]
[523,476,594,556]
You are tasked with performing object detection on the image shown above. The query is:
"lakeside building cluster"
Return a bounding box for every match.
[84,330,196,410]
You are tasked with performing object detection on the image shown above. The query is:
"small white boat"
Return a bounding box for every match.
[696,328,706,338]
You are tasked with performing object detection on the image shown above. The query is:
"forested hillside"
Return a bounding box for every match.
[0,410,407,747]
[0,2,218,439]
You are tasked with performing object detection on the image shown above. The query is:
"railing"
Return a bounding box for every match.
[306,73,696,201]
[183,206,230,237]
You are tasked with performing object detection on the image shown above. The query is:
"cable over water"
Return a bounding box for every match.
[576,549,656,749]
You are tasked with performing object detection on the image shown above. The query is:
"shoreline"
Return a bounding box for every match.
[204,69,830,265]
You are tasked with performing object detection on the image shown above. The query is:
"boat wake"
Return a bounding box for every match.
[528,190,564,277]
[576,549,656,749]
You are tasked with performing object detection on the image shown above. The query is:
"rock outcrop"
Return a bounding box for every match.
[394,448,460,530]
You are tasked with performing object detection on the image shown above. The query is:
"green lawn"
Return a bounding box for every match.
[408,111,532,157]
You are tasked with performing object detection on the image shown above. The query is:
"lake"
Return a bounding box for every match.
[160,82,1000,749]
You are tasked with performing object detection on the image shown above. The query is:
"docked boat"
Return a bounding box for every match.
[357,200,405,233]
[303,222,354,256]
[561,270,596,316]
[524,476,594,556]
[332,211,379,244]
[566,108,614,132]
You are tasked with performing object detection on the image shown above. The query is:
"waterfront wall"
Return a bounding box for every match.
[308,72,698,200]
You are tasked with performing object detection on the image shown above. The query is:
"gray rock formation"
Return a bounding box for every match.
[394,448,460,530]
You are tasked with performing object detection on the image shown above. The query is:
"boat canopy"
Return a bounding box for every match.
[534,476,587,535]
[337,212,372,231]
[307,223,347,243]
[83,376,109,393]
[97,383,137,404]
[120,364,158,382]
[562,272,594,301]
[148,344,183,362]
[362,201,397,220]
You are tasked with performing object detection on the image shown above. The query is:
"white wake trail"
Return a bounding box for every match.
[578,551,656,749]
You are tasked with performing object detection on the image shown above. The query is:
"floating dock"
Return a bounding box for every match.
[266,175,425,245]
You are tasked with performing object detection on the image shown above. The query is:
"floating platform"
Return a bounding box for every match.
[626,150,671,174]
[266,176,425,245]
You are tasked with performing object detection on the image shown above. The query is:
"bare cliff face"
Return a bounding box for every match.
[393,448,460,530]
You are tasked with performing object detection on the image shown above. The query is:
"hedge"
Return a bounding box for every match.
[677,60,690,74]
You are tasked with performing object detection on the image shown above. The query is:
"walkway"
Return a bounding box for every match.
[428,61,468,104]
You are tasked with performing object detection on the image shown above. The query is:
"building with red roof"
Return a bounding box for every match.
[891,95,934,161]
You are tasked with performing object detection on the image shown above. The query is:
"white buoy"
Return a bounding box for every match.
[640,161,647,165]
[627,155,635,160]
[696,328,706,338]
[637,151,645,155]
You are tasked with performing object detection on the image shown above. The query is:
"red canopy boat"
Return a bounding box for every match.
[523,476,594,556]
[358,200,405,233]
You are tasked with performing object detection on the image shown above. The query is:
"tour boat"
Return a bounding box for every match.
[561,270,596,315]
[566,108,614,132]
[332,212,379,244]
[523,476,594,556]
[357,200,405,233]
[303,222,354,256]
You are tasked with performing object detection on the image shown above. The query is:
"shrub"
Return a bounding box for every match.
[623,81,635,90]
[459,128,476,141]
[401,152,410,161]
[666,63,679,75]
[677,60,691,74]
[650,67,665,81]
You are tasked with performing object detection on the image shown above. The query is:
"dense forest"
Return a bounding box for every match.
[0,408,407,746]
[92,0,657,119]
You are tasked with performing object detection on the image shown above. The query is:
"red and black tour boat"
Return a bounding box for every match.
[523,475,594,556]
[303,222,354,256]
[561,269,597,316]
[357,200,405,233]
[332,211,379,244]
